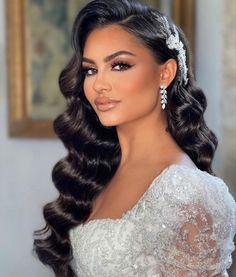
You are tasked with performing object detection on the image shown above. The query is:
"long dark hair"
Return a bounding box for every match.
[33,0,218,276]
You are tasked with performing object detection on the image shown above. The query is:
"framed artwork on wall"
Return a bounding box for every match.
[6,0,195,138]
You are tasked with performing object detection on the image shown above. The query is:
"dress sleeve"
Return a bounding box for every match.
[152,169,236,277]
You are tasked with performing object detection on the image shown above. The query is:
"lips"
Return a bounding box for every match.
[94,96,120,105]
[94,96,121,112]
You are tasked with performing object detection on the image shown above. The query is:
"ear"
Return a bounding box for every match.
[159,58,177,86]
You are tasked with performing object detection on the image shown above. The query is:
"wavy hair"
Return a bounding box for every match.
[33,0,218,276]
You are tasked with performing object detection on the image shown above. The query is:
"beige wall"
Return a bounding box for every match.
[222,0,236,275]
[221,0,236,196]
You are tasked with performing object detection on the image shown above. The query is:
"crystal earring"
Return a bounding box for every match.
[160,85,167,110]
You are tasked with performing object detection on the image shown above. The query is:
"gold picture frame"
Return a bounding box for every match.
[6,0,195,138]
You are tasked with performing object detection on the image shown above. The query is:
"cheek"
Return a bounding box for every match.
[114,66,159,105]
[83,79,94,104]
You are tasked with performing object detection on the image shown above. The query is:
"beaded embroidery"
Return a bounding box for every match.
[69,164,236,277]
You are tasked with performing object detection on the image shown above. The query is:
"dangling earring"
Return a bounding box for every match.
[160,85,167,110]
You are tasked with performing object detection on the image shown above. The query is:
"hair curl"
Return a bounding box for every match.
[33,0,218,276]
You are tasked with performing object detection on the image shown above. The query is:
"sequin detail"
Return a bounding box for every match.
[69,164,236,276]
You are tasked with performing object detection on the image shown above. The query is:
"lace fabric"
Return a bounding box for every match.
[69,164,236,277]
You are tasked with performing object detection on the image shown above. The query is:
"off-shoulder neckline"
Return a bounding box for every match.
[76,164,201,228]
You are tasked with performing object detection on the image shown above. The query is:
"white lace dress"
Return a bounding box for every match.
[69,164,236,277]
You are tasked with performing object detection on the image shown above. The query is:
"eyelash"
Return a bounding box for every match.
[82,61,133,76]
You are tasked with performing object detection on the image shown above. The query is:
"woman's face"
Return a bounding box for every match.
[82,24,162,127]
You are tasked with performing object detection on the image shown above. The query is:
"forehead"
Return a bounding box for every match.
[83,24,151,58]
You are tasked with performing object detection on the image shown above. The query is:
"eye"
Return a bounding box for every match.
[82,66,97,76]
[111,61,133,71]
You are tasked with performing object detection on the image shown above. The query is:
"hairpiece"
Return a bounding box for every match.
[151,11,188,85]
[162,17,188,85]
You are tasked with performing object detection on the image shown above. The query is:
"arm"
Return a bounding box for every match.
[159,204,233,276]
[152,171,236,277]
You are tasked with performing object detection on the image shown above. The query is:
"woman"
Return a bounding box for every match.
[33,0,236,276]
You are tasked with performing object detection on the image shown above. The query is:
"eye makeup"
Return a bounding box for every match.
[82,60,134,76]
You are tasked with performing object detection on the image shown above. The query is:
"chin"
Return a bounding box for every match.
[98,119,119,127]
[96,115,126,127]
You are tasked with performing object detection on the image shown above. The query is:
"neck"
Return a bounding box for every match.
[116,109,181,169]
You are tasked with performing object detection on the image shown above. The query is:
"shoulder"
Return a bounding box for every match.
[157,164,236,208]
[151,164,236,236]
[148,165,236,275]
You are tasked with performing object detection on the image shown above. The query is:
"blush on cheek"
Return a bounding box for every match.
[83,83,93,103]
[83,81,89,96]
[119,66,156,96]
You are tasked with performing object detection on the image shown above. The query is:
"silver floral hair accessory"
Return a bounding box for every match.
[162,17,188,85]
[151,11,188,85]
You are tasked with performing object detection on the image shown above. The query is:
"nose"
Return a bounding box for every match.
[93,72,112,94]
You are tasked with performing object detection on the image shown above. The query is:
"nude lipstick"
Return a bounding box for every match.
[94,96,121,112]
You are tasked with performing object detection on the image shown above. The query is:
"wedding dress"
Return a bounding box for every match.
[69,164,236,276]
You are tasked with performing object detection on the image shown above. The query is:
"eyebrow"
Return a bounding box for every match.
[82,50,136,64]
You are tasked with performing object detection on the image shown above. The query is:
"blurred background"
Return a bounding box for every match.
[0,0,235,276]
